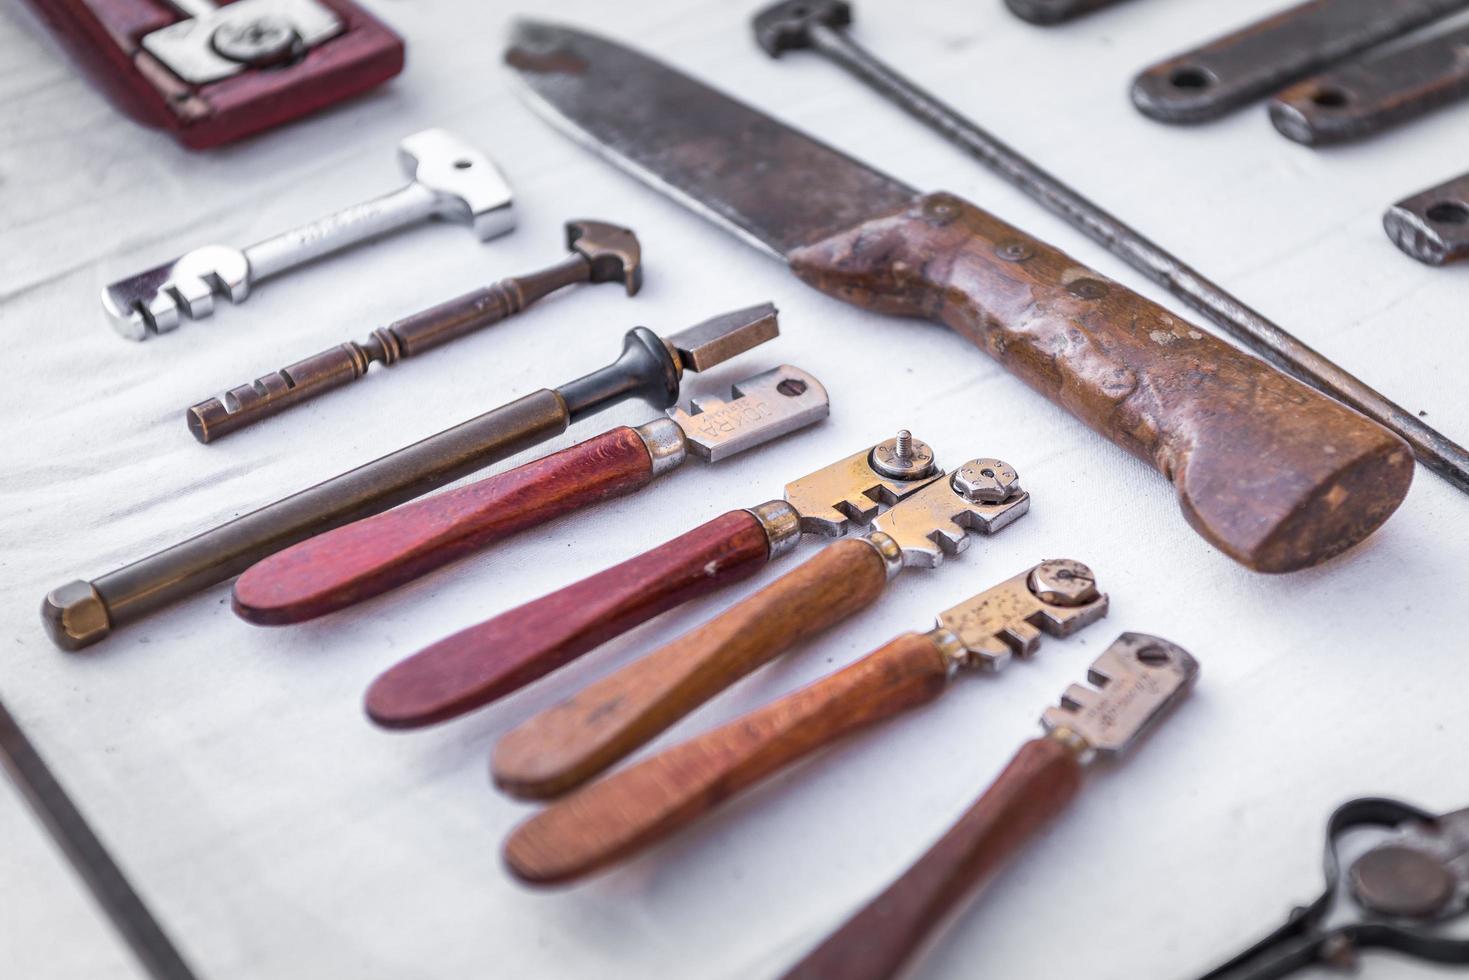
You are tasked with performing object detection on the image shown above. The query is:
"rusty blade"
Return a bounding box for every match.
[505,20,917,259]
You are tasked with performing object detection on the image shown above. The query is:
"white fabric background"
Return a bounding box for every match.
[2,1,1467,977]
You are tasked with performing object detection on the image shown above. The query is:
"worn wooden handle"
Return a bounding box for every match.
[790,192,1412,572]
[502,632,949,885]
[232,427,656,625]
[491,538,891,800]
[363,510,771,728]
[781,736,1083,980]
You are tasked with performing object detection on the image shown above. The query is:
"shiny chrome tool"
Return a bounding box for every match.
[141,0,342,84]
[231,364,829,625]
[41,304,779,650]
[499,561,1109,885]
[361,431,947,729]
[102,129,515,340]
[782,633,1199,980]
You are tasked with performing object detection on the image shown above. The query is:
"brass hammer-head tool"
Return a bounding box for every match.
[484,457,1030,799]
[231,364,829,625]
[41,303,777,651]
[188,220,643,443]
[784,632,1198,980]
[498,560,1108,883]
[361,431,946,729]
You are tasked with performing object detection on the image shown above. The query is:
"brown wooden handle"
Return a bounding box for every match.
[781,735,1083,980]
[790,192,1412,572]
[491,537,891,800]
[502,632,949,885]
[232,426,657,625]
[363,510,772,729]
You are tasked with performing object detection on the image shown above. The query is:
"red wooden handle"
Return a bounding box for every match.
[363,510,772,728]
[232,427,656,625]
[502,632,950,885]
[781,736,1083,980]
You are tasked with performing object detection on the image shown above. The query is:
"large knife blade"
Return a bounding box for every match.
[506,21,1412,573]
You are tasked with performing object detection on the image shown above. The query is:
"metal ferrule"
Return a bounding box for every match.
[1045,725,1095,765]
[634,418,688,477]
[748,500,801,558]
[923,626,966,679]
[862,531,905,580]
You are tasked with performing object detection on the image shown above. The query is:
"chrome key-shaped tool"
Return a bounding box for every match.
[232,365,829,625]
[102,128,515,339]
[499,560,1109,884]
[362,431,947,728]
[482,457,1029,798]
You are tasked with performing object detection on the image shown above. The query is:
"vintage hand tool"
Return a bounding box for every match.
[753,0,1469,496]
[230,365,829,624]
[781,632,1198,980]
[102,128,515,340]
[186,220,641,442]
[362,431,946,729]
[1270,22,1469,145]
[20,0,403,149]
[40,304,778,650]
[1004,0,1132,24]
[1131,0,1469,124]
[1385,170,1469,266]
[1197,797,1469,979]
[488,457,1029,799]
[507,21,1416,572]
[500,560,1108,884]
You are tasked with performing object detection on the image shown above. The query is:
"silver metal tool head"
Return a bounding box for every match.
[669,365,828,462]
[783,434,944,536]
[103,245,252,340]
[1041,633,1198,760]
[505,20,917,260]
[141,0,341,85]
[667,302,780,372]
[870,458,1030,568]
[399,129,516,240]
[934,560,1108,672]
[753,0,852,56]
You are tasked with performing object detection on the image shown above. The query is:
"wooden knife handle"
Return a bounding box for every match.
[232,426,657,625]
[502,632,949,885]
[363,509,772,728]
[491,537,891,799]
[781,735,1083,980]
[790,192,1412,572]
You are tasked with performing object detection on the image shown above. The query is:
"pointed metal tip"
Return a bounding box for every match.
[668,303,780,372]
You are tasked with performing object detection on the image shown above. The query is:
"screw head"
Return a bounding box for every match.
[870,432,935,480]
[212,17,299,66]
[1027,559,1099,607]
[951,458,1020,503]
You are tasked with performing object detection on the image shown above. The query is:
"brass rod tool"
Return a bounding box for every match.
[507,22,1415,572]
[501,560,1109,884]
[231,365,828,625]
[40,304,779,651]
[362,431,947,729]
[752,0,1468,496]
[188,220,643,443]
[782,633,1199,980]
[488,457,1030,799]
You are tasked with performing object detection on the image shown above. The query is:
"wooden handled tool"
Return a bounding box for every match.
[231,366,828,624]
[507,22,1414,572]
[780,633,1199,980]
[501,560,1108,884]
[363,433,946,728]
[491,459,1031,799]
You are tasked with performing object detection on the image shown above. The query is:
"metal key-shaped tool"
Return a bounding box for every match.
[1386,170,1469,266]
[483,457,1029,798]
[1198,798,1469,979]
[361,431,946,729]
[231,365,829,625]
[187,220,641,442]
[783,633,1199,980]
[1271,22,1469,145]
[102,128,515,340]
[41,304,778,651]
[1131,0,1469,124]
[500,560,1108,883]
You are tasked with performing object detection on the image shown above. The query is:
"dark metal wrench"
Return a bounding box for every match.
[1386,170,1469,266]
[752,0,1469,494]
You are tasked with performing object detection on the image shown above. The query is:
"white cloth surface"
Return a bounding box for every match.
[2,0,1468,977]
